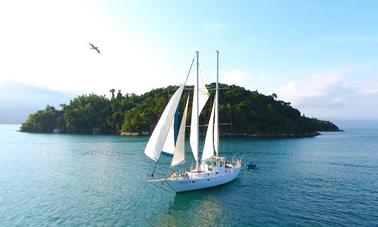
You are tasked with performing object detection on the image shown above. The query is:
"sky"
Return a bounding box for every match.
[0,0,377,123]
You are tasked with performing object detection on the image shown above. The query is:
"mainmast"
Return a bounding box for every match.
[215,50,219,157]
[196,51,200,171]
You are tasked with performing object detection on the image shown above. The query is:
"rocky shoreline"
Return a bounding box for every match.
[24,126,342,138]
[119,130,342,138]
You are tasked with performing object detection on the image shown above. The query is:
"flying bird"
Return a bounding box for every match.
[88,43,100,54]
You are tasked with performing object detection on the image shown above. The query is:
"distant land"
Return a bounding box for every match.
[19,83,340,138]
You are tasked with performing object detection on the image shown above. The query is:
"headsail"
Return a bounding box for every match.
[190,73,210,162]
[171,95,190,166]
[162,106,179,155]
[144,84,185,161]
[202,92,218,160]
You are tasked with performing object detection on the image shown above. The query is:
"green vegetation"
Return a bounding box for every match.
[21,105,62,133]
[20,84,339,137]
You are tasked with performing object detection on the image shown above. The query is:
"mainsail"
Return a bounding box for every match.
[190,73,210,162]
[144,84,185,161]
[171,95,190,166]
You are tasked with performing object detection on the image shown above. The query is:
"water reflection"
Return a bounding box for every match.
[153,191,225,226]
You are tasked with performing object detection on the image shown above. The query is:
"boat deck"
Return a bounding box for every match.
[168,160,242,181]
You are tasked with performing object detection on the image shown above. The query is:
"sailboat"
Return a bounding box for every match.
[144,51,242,192]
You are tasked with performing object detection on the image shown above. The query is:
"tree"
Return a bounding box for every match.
[116,90,123,99]
[20,105,62,132]
[61,94,112,134]
[109,89,115,99]
[20,83,339,135]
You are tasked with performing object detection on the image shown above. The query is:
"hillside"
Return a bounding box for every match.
[20,84,339,137]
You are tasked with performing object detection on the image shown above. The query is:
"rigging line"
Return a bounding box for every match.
[184,53,196,84]
[198,65,208,87]
[229,103,237,154]
[198,65,212,97]
[212,99,216,157]
[185,87,228,91]
[196,49,218,53]
[151,156,160,177]
[186,123,231,128]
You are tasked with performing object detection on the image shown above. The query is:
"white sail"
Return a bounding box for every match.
[162,111,176,155]
[190,73,210,162]
[214,91,219,157]
[171,95,190,166]
[198,73,210,112]
[202,95,217,160]
[144,84,185,161]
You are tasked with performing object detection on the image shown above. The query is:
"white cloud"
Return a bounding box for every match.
[275,69,378,119]
[277,70,347,104]
[220,69,249,85]
[359,80,378,96]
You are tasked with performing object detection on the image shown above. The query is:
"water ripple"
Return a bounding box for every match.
[1,126,378,226]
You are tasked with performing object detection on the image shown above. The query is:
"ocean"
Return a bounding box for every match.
[0,124,377,226]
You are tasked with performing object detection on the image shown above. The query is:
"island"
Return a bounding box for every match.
[20,83,340,137]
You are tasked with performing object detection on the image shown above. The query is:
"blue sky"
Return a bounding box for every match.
[0,0,377,122]
[106,0,378,72]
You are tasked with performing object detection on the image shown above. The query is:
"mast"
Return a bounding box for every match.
[216,50,219,157]
[196,51,200,170]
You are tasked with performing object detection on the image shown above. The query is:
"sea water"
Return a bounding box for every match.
[0,125,377,226]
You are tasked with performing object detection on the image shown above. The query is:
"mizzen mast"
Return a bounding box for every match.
[215,50,219,157]
[196,51,200,170]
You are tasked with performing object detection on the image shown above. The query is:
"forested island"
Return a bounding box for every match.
[20,84,339,137]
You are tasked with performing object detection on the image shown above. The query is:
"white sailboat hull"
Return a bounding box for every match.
[166,165,241,192]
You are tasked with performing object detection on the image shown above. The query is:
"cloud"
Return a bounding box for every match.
[203,23,224,30]
[220,69,249,85]
[277,70,347,104]
[359,80,378,96]
[275,70,378,119]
